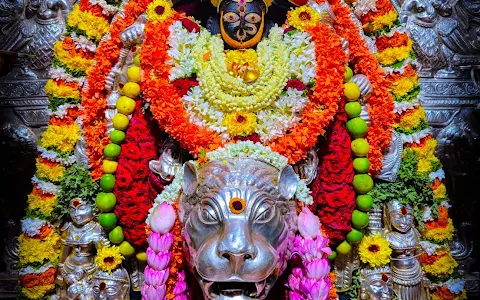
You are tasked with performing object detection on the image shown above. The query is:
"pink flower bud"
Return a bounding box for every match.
[288,291,304,300]
[146,248,172,270]
[141,283,166,300]
[298,207,320,239]
[300,278,330,300]
[144,266,170,286]
[173,281,188,295]
[148,232,174,253]
[150,202,176,234]
[305,258,330,279]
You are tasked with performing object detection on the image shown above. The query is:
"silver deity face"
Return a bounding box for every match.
[360,267,393,300]
[92,268,130,300]
[180,158,298,299]
[387,201,414,233]
[69,198,94,226]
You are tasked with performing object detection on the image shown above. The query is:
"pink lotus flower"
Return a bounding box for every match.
[141,283,166,300]
[144,266,170,286]
[293,234,331,261]
[305,259,330,279]
[146,248,172,270]
[148,232,174,253]
[288,291,304,300]
[150,202,176,234]
[299,278,330,300]
[288,270,302,291]
[173,282,188,295]
[175,295,188,300]
[298,207,320,238]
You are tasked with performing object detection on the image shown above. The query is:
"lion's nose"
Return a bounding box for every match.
[218,248,256,273]
[216,221,257,272]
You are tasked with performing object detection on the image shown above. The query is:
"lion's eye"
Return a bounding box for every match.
[199,202,220,224]
[253,201,275,223]
[223,12,240,23]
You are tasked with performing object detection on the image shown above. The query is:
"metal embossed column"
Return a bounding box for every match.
[399,0,480,296]
[0,0,72,295]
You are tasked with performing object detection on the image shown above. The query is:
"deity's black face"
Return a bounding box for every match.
[219,0,266,49]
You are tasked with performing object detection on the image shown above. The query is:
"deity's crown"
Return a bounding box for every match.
[211,0,309,11]
[360,266,391,278]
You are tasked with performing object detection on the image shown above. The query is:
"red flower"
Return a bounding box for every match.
[237,132,261,143]
[283,26,295,34]
[286,78,307,91]
[171,77,199,97]
[180,18,200,33]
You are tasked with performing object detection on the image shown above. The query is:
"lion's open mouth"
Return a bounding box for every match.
[200,275,275,299]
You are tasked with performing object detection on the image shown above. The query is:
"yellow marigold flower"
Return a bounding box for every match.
[409,137,440,174]
[423,251,458,277]
[390,75,419,97]
[27,193,56,216]
[44,79,80,100]
[53,41,94,73]
[395,106,426,131]
[18,231,60,265]
[376,40,413,66]
[146,0,174,23]
[95,245,124,274]
[422,218,454,242]
[363,10,398,34]
[22,284,55,299]
[36,158,65,183]
[38,123,80,153]
[433,183,447,199]
[287,6,322,31]
[222,112,257,137]
[225,49,258,67]
[67,4,110,41]
[358,233,392,268]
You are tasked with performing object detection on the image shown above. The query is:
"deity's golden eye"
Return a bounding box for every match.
[245,13,261,23]
[223,12,240,23]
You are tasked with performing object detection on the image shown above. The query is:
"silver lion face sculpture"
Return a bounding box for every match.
[179,158,298,299]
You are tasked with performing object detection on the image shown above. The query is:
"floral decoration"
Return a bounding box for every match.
[95,245,124,273]
[358,233,392,268]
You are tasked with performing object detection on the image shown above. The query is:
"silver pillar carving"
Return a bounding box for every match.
[400,0,480,296]
[0,0,75,296]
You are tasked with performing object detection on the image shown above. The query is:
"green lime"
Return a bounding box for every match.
[346,117,368,138]
[344,66,353,82]
[345,102,362,119]
[346,228,364,243]
[109,226,124,244]
[336,240,352,255]
[100,174,116,192]
[104,143,121,160]
[96,192,117,212]
[351,138,370,157]
[353,157,370,173]
[353,174,374,194]
[356,195,374,212]
[119,241,135,257]
[98,212,117,230]
[110,130,126,144]
[352,209,369,229]
[133,54,140,67]
[328,250,337,261]
[344,82,361,102]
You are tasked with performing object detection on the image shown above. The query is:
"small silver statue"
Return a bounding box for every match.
[92,267,131,300]
[180,158,298,299]
[57,198,109,300]
[384,200,429,300]
[360,266,394,300]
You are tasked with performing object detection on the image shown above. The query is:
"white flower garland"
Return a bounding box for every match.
[48,66,86,86]
[423,206,434,222]
[393,98,420,114]
[399,128,430,144]
[167,22,316,142]
[419,240,442,256]
[31,176,59,195]
[353,0,377,17]
[382,57,417,75]
[88,0,120,15]
[47,103,81,119]
[68,32,98,52]
[21,218,48,237]
[38,145,76,166]
[429,168,445,181]
[19,263,55,275]
[147,141,313,225]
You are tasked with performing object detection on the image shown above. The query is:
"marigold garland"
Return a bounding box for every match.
[38,123,81,154]
[26,187,57,217]
[35,158,65,183]
[44,79,81,101]
[67,4,110,41]
[53,41,94,74]
[326,0,395,175]
[18,231,61,265]
[21,284,56,299]
[82,0,153,180]
[376,39,413,66]
[421,251,458,278]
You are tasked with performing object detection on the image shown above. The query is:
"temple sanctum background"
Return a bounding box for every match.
[0,0,479,298]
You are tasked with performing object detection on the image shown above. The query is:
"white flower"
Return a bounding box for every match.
[48,66,86,85]
[38,145,76,166]
[19,263,54,275]
[167,20,200,81]
[429,169,445,181]
[419,240,441,256]
[440,201,452,209]
[69,32,97,52]
[31,176,59,194]
[21,218,47,237]
[399,128,430,144]
[423,206,434,222]
[353,0,377,17]
[393,99,420,114]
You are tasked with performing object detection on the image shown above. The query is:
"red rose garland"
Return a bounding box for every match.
[114,101,158,248]
[310,107,356,244]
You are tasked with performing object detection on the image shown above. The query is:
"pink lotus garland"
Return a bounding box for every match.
[287,207,332,300]
[143,202,187,300]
